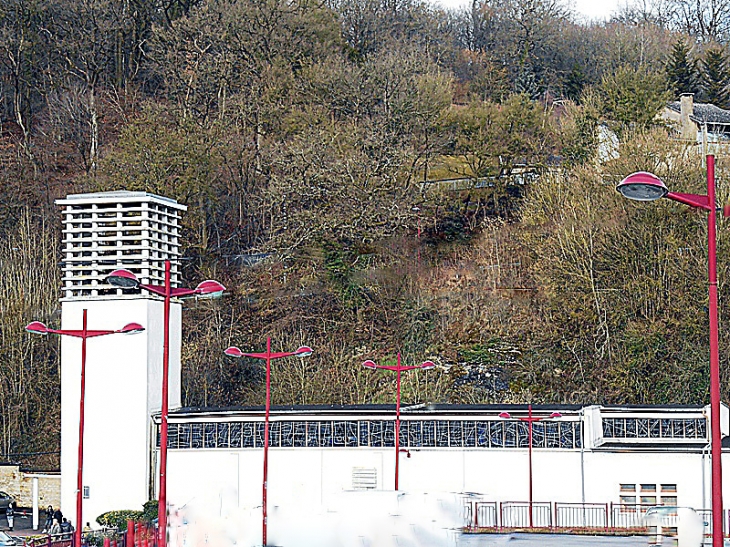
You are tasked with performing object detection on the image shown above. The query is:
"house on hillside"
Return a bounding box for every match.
[662,93,730,143]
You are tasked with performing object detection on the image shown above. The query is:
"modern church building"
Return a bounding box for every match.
[54,191,730,543]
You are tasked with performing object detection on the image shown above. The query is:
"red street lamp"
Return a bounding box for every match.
[362,353,434,491]
[617,155,723,547]
[499,404,561,528]
[224,337,312,547]
[25,310,144,547]
[106,261,224,547]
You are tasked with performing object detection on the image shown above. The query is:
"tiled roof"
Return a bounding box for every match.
[667,101,730,124]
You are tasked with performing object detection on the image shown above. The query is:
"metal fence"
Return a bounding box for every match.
[555,502,609,530]
[21,524,153,547]
[466,501,725,537]
[500,502,553,528]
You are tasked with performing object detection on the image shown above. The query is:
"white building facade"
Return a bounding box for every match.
[52,191,730,539]
[56,191,186,527]
[159,404,727,517]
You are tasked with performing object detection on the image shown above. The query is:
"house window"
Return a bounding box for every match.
[619,484,637,511]
[661,484,678,507]
[641,484,657,493]
[662,496,678,506]
[641,496,657,505]
[620,496,637,507]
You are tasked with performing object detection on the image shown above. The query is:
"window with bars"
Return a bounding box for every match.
[159,419,583,450]
[602,417,707,440]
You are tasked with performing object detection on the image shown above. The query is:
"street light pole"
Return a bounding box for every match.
[617,155,723,547]
[26,311,144,547]
[224,338,312,546]
[106,262,225,547]
[499,404,561,527]
[362,353,434,491]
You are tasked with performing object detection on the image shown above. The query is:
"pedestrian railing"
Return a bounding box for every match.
[500,501,552,528]
[555,502,609,530]
[21,523,144,547]
[465,500,726,537]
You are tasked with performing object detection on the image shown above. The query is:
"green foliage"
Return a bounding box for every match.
[142,500,158,524]
[564,64,587,102]
[322,241,366,310]
[701,47,730,107]
[96,510,143,530]
[558,95,600,166]
[597,66,671,132]
[8,0,730,467]
[666,40,699,96]
[96,500,156,529]
[446,93,554,178]
[519,128,725,404]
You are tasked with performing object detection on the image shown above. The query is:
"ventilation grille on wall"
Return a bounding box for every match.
[56,191,187,299]
[352,467,378,490]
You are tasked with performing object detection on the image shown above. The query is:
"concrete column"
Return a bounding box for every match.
[32,477,38,530]
[680,93,696,140]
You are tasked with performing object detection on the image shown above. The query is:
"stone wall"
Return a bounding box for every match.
[0,463,60,509]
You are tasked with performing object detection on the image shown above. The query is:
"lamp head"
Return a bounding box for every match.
[616,171,669,202]
[105,269,140,288]
[224,347,244,358]
[549,412,562,419]
[420,361,436,369]
[362,360,378,369]
[498,412,511,419]
[25,321,50,335]
[194,280,226,299]
[119,323,145,335]
[294,346,313,357]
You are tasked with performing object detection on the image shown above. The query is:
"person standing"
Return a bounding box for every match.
[43,505,54,533]
[5,501,13,531]
[60,517,71,540]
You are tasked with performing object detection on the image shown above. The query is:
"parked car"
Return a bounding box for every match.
[0,492,14,513]
[0,531,18,546]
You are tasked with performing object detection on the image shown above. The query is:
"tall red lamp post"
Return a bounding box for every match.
[25,310,144,547]
[224,337,312,547]
[105,261,224,547]
[362,353,434,491]
[617,155,723,547]
[499,404,561,528]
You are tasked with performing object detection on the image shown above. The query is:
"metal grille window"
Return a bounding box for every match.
[162,419,583,449]
[602,418,707,440]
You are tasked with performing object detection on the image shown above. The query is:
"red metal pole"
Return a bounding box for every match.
[707,154,724,547]
[158,260,171,547]
[127,519,134,547]
[75,309,88,547]
[263,336,271,546]
[395,352,402,491]
[527,404,533,528]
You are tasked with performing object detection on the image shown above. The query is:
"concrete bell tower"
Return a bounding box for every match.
[55,191,187,525]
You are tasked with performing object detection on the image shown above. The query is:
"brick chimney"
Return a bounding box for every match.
[680,93,696,140]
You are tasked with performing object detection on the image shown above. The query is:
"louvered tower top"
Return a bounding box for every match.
[56,191,187,300]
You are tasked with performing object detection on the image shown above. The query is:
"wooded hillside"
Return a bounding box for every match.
[3,0,730,468]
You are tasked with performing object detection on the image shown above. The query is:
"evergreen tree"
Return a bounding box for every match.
[701,47,730,107]
[666,40,698,96]
[564,64,586,102]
